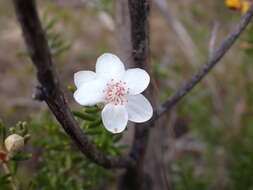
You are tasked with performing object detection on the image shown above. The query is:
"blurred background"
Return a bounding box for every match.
[1,0,253,189]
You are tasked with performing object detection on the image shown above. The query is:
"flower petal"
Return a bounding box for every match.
[101,104,128,133]
[96,53,125,80]
[74,71,96,88]
[123,68,150,95]
[126,94,153,123]
[73,79,106,106]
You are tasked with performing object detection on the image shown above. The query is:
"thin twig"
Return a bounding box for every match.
[12,0,133,169]
[209,23,220,59]
[144,2,253,128]
[153,0,199,65]
[206,22,224,113]
[155,0,223,115]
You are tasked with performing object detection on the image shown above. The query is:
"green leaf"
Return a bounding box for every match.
[112,133,123,142]
[10,161,18,175]
[85,128,102,135]
[72,111,98,121]
[65,154,72,170]
[0,174,11,185]
[52,44,71,57]
[44,17,60,31]
[67,86,76,93]
[11,153,32,161]
[0,120,6,144]
[24,134,31,143]
[27,182,36,190]
[84,106,101,114]
[88,119,102,128]
[50,39,64,49]
[46,32,61,42]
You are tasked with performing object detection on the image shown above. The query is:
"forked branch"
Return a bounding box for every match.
[11,0,253,169]
[146,2,253,127]
[12,0,133,168]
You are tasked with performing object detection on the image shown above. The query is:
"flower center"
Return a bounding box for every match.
[103,79,129,105]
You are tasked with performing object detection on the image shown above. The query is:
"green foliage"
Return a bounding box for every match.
[0,174,11,188]
[42,11,71,58]
[0,120,31,190]
[228,131,253,190]
[1,107,124,190]
[225,23,253,190]
[73,106,125,156]
[17,7,71,60]
[27,111,118,190]
[0,7,126,190]
[171,154,211,190]
[152,20,253,190]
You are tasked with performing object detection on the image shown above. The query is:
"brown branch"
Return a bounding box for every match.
[146,2,253,127]
[119,0,157,189]
[12,0,133,169]
[128,0,151,163]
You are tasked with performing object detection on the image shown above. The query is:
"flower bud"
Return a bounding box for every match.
[4,134,24,155]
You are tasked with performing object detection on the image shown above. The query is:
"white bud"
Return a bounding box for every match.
[4,134,24,154]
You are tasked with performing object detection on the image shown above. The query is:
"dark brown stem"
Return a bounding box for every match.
[128,0,151,165]
[12,0,133,169]
[119,0,154,189]
[128,0,151,163]
[144,2,253,128]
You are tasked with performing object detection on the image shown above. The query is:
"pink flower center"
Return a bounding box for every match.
[103,79,130,105]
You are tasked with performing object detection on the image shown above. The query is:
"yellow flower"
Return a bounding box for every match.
[241,1,251,14]
[225,0,241,10]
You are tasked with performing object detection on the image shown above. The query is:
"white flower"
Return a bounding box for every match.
[73,53,153,133]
